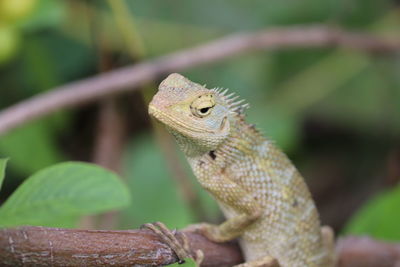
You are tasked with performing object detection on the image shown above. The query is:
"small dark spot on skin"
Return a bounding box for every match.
[220,166,226,175]
[220,116,227,131]
[292,198,298,207]
[199,160,205,167]
[209,150,216,160]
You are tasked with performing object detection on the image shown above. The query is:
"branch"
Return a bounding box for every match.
[1,227,400,266]
[0,25,400,135]
[336,236,400,267]
[0,226,242,267]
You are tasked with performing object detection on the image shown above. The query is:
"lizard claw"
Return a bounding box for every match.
[142,222,194,264]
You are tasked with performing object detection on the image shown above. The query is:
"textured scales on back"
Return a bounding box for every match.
[149,73,335,267]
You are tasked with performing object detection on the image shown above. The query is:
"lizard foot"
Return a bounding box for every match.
[142,222,203,265]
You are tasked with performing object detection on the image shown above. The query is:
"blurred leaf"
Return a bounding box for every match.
[19,30,95,94]
[270,50,370,114]
[187,53,273,102]
[0,24,20,65]
[120,135,194,229]
[167,258,196,267]
[340,0,393,27]
[18,0,66,30]
[312,63,400,133]
[344,185,400,241]
[0,120,63,175]
[0,162,131,228]
[126,0,380,31]
[250,107,301,152]
[0,0,38,23]
[135,18,222,57]
[0,158,8,192]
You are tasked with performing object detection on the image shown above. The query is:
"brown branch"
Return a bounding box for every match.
[1,226,400,266]
[336,236,400,267]
[0,226,243,267]
[0,25,400,135]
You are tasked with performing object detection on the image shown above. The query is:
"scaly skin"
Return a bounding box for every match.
[148,73,335,267]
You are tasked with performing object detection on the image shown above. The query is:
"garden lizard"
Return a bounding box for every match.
[147,73,335,267]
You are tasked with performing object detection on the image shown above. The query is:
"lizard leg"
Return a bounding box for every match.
[193,160,263,242]
[142,222,203,265]
[233,255,280,267]
[321,225,334,250]
[184,209,261,242]
[321,225,336,265]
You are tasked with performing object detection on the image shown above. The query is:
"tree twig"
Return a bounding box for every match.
[0,25,399,136]
[1,226,400,266]
[0,226,243,267]
[336,236,400,267]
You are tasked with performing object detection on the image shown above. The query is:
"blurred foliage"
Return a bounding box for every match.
[120,134,219,230]
[0,161,131,228]
[0,24,20,64]
[121,135,194,229]
[0,0,37,23]
[0,119,63,175]
[0,0,398,243]
[344,184,400,241]
[0,158,7,191]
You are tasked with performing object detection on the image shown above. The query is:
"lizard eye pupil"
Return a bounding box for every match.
[191,105,213,118]
[200,107,210,114]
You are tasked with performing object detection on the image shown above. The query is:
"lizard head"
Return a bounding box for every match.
[149,73,238,157]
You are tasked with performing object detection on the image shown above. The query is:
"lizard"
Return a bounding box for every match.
[147,73,335,267]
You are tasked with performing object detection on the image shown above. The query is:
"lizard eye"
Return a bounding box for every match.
[190,94,215,118]
[199,107,211,114]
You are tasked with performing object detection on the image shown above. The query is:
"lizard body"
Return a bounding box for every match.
[148,73,335,267]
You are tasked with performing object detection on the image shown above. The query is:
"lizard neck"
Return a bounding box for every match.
[215,115,265,165]
[184,115,265,165]
[170,112,265,164]
[167,125,218,158]
[167,114,238,159]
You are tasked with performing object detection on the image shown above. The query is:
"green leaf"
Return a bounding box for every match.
[343,185,400,241]
[166,258,196,267]
[0,162,131,228]
[0,158,8,192]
